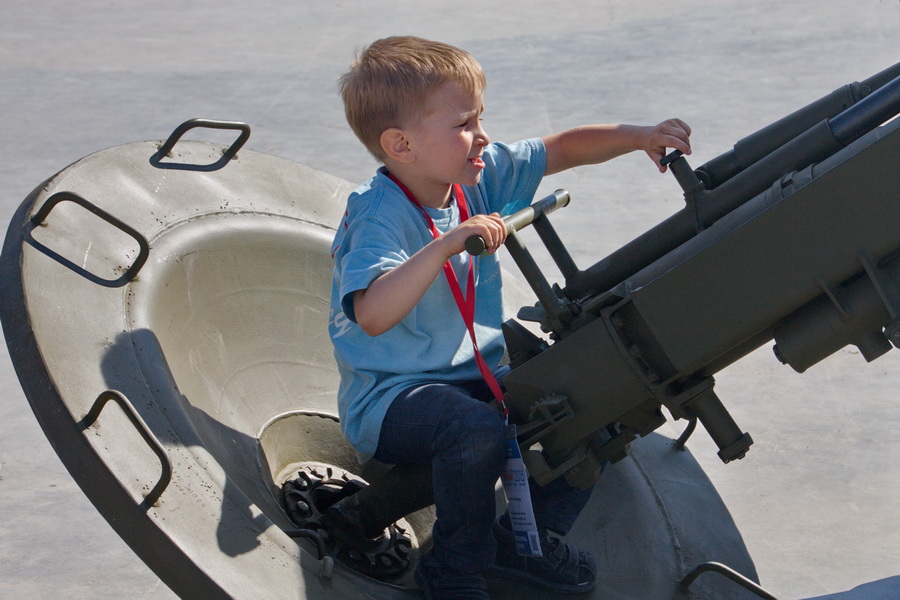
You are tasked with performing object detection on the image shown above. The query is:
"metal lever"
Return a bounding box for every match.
[465,189,570,255]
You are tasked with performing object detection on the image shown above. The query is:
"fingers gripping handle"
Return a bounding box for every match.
[466,190,570,255]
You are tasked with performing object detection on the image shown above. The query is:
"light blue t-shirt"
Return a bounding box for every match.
[328,138,546,460]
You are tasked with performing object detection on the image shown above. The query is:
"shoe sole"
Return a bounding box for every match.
[487,564,597,594]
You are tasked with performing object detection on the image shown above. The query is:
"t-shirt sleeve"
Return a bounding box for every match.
[337,217,407,323]
[480,138,547,216]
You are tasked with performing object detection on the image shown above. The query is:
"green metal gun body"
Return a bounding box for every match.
[502,62,900,488]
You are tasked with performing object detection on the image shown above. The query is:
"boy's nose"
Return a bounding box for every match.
[475,123,490,146]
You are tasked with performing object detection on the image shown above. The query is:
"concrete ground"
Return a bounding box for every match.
[0,1,897,598]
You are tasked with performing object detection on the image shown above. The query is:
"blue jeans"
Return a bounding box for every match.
[373,378,594,573]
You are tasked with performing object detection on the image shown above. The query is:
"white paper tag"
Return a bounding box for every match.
[500,424,542,557]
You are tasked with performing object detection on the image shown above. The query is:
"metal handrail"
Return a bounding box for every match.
[79,390,172,510]
[151,118,250,171]
[681,561,779,600]
[27,191,150,287]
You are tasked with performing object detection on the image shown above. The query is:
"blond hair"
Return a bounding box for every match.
[339,36,486,161]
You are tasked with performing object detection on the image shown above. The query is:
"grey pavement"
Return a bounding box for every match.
[1,1,898,599]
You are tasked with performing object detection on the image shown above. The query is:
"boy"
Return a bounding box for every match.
[329,36,691,599]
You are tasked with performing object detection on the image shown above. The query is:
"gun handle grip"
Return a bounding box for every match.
[465,235,487,256]
[660,149,683,166]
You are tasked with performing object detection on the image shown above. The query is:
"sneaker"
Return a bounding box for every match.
[490,520,597,593]
[415,553,491,600]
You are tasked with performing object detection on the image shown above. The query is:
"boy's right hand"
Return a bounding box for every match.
[642,119,692,173]
[440,213,507,257]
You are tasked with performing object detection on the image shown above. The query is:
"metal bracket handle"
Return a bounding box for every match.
[151,118,251,171]
[681,561,779,600]
[27,191,150,288]
[79,390,172,510]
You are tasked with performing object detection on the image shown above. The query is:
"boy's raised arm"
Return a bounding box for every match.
[542,119,692,175]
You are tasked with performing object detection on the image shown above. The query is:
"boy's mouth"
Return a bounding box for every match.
[468,155,485,168]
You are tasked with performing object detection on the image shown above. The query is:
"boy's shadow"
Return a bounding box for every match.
[99,328,302,558]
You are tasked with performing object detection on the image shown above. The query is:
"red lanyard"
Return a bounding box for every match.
[388,174,508,420]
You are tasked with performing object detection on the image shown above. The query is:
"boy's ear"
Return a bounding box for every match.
[380,128,415,164]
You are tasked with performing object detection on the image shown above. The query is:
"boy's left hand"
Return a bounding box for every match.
[642,118,692,173]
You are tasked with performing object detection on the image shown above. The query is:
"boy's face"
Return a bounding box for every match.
[403,81,490,193]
